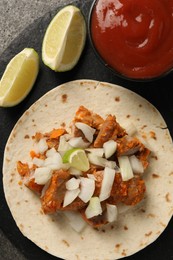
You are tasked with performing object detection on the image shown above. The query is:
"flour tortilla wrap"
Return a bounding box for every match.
[3,80,173,260]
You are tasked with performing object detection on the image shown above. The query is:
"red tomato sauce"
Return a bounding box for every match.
[91,0,173,79]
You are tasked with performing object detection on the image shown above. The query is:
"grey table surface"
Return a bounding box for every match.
[0,1,68,259]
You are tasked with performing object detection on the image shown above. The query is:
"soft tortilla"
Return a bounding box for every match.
[3,80,173,260]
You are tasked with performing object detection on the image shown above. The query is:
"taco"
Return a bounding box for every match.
[3,80,173,260]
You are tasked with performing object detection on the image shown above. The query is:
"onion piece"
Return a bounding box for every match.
[63,188,80,207]
[106,161,117,169]
[63,134,71,141]
[85,148,104,157]
[125,123,137,136]
[38,138,48,154]
[121,147,140,156]
[68,137,90,149]
[69,167,82,176]
[119,136,140,156]
[85,197,102,219]
[106,204,118,223]
[88,153,116,169]
[32,143,39,154]
[87,174,96,181]
[58,135,72,155]
[75,122,96,143]
[99,167,116,202]
[103,140,117,158]
[118,156,134,181]
[64,211,86,233]
[135,133,153,151]
[34,167,52,185]
[32,157,44,167]
[129,155,144,174]
[78,177,95,203]
[40,179,51,198]
[66,178,80,190]
[44,152,70,170]
[46,147,57,157]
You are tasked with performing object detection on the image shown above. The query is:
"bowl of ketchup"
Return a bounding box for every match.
[88,0,173,81]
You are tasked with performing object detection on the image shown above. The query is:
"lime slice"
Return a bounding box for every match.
[0,48,39,107]
[42,5,86,72]
[63,148,90,172]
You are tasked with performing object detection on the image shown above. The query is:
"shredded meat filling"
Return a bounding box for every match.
[41,169,70,214]
[41,170,86,214]
[92,171,145,206]
[73,106,104,129]
[94,115,126,148]
[117,136,151,169]
[71,106,104,139]
[17,161,43,194]
[109,173,146,206]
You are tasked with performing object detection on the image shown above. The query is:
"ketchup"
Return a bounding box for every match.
[91,0,173,79]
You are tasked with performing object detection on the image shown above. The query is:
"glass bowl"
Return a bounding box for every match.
[88,0,173,82]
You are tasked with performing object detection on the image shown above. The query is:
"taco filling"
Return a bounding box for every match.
[17,106,150,229]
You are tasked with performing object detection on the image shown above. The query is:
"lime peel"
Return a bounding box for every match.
[62,148,81,163]
[62,148,90,172]
[0,48,39,107]
[42,5,86,72]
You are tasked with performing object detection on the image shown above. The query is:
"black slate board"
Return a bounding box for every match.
[0,0,173,259]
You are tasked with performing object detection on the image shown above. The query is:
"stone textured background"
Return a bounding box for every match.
[0,0,66,55]
[0,1,68,259]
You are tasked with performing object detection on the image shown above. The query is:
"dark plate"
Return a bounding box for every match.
[0,0,173,259]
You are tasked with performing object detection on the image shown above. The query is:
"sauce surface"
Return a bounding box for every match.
[91,0,173,79]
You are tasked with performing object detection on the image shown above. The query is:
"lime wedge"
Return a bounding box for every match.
[42,5,86,72]
[0,48,39,107]
[63,148,89,172]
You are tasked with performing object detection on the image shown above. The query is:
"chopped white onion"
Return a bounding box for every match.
[32,157,44,167]
[87,174,96,181]
[28,162,34,169]
[68,137,90,149]
[103,140,117,158]
[129,155,144,174]
[40,179,51,198]
[66,178,80,190]
[88,153,116,169]
[44,152,70,170]
[64,211,86,233]
[32,143,39,154]
[88,154,104,167]
[46,147,57,157]
[69,167,82,176]
[121,147,140,156]
[106,160,117,169]
[99,167,116,202]
[135,133,153,151]
[78,177,95,203]
[38,139,48,154]
[44,152,62,170]
[125,123,137,136]
[63,188,80,207]
[85,148,104,157]
[75,122,96,143]
[58,135,72,155]
[85,197,102,219]
[34,167,52,185]
[63,134,71,141]
[106,204,118,223]
[118,156,134,181]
